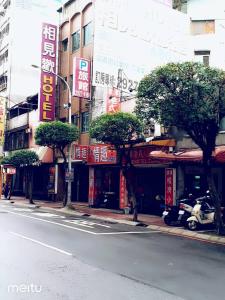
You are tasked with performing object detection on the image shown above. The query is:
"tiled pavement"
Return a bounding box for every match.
[2,196,225,246]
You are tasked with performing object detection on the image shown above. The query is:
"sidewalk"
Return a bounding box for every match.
[2,196,225,246]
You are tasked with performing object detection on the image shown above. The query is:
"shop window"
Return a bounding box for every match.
[191,20,215,35]
[81,112,89,132]
[62,38,68,51]
[72,30,80,52]
[62,77,67,90]
[194,50,210,66]
[69,75,73,92]
[83,22,93,46]
[72,114,79,126]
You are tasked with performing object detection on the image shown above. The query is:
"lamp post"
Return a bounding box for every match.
[31,64,73,207]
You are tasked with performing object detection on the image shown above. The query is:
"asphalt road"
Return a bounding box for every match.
[0,202,224,300]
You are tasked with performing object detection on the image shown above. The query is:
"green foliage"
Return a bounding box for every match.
[89,112,143,147]
[136,62,225,153]
[35,121,79,149]
[1,150,39,167]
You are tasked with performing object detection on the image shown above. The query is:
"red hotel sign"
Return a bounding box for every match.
[39,23,57,121]
[73,57,91,99]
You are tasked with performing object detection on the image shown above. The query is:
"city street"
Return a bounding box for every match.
[0,202,224,300]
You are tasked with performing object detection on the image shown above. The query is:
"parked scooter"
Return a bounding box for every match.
[186,200,215,231]
[162,194,196,226]
[178,194,197,226]
[162,205,180,226]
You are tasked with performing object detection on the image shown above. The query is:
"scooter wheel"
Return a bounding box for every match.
[164,216,172,226]
[187,220,198,231]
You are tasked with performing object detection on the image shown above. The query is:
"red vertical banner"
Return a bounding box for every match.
[119,171,128,209]
[39,23,57,121]
[73,57,91,99]
[165,168,176,206]
[88,167,96,206]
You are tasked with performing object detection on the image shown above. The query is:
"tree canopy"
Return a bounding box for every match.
[89,112,143,147]
[136,62,225,160]
[35,121,79,150]
[1,150,39,167]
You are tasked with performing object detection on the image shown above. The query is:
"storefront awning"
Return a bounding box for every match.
[149,146,225,163]
[31,147,53,163]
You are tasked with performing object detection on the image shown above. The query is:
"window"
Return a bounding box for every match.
[191,20,215,35]
[72,114,79,126]
[81,112,89,132]
[62,38,68,51]
[72,30,80,52]
[83,22,93,46]
[69,75,73,93]
[194,50,210,66]
[4,130,29,151]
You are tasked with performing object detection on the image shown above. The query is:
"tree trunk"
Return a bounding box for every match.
[123,168,138,222]
[25,168,29,199]
[203,159,224,235]
[28,167,35,205]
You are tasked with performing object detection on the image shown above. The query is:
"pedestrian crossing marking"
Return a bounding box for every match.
[32,212,65,218]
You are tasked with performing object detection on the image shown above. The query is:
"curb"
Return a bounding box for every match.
[3,200,225,246]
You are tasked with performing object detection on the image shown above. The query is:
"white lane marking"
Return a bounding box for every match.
[10,231,72,256]
[63,219,111,228]
[13,208,33,212]
[5,209,161,236]
[96,231,161,235]
[5,210,97,235]
[63,220,94,228]
[32,212,65,219]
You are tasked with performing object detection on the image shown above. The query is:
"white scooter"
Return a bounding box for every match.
[187,200,215,231]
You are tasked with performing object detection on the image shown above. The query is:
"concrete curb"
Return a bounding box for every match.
[147,225,225,246]
[4,200,225,246]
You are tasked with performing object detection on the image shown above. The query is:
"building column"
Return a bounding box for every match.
[88,167,97,207]
[176,165,185,201]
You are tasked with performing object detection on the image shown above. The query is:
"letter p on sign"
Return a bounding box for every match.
[80,60,88,71]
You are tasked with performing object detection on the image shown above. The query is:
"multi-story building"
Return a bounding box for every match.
[57,0,190,212]
[1,0,58,198]
[156,0,225,204]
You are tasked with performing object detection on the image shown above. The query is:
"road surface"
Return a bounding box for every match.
[0,202,224,300]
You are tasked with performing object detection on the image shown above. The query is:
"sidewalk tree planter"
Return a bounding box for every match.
[35,121,79,205]
[136,61,225,235]
[1,150,39,204]
[90,112,144,222]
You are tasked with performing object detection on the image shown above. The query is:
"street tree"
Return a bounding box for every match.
[90,112,143,221]
[2,150,39,204]
[136,61,225,234]
[35,121,79,205]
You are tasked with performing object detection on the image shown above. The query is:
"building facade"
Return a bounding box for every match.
[1,0,58,198]
[57,0,190,212]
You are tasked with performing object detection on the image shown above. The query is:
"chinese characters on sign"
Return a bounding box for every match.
[89,146,117,164]
[73,58,91,99]
[119,171,127,209]
[39,23,57,121]
[165,168,176,206]
[0,97,5,145]
[71,144,117,164]
[71,145,89,161]
[107,88,121,113]
[94,70,138,96]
